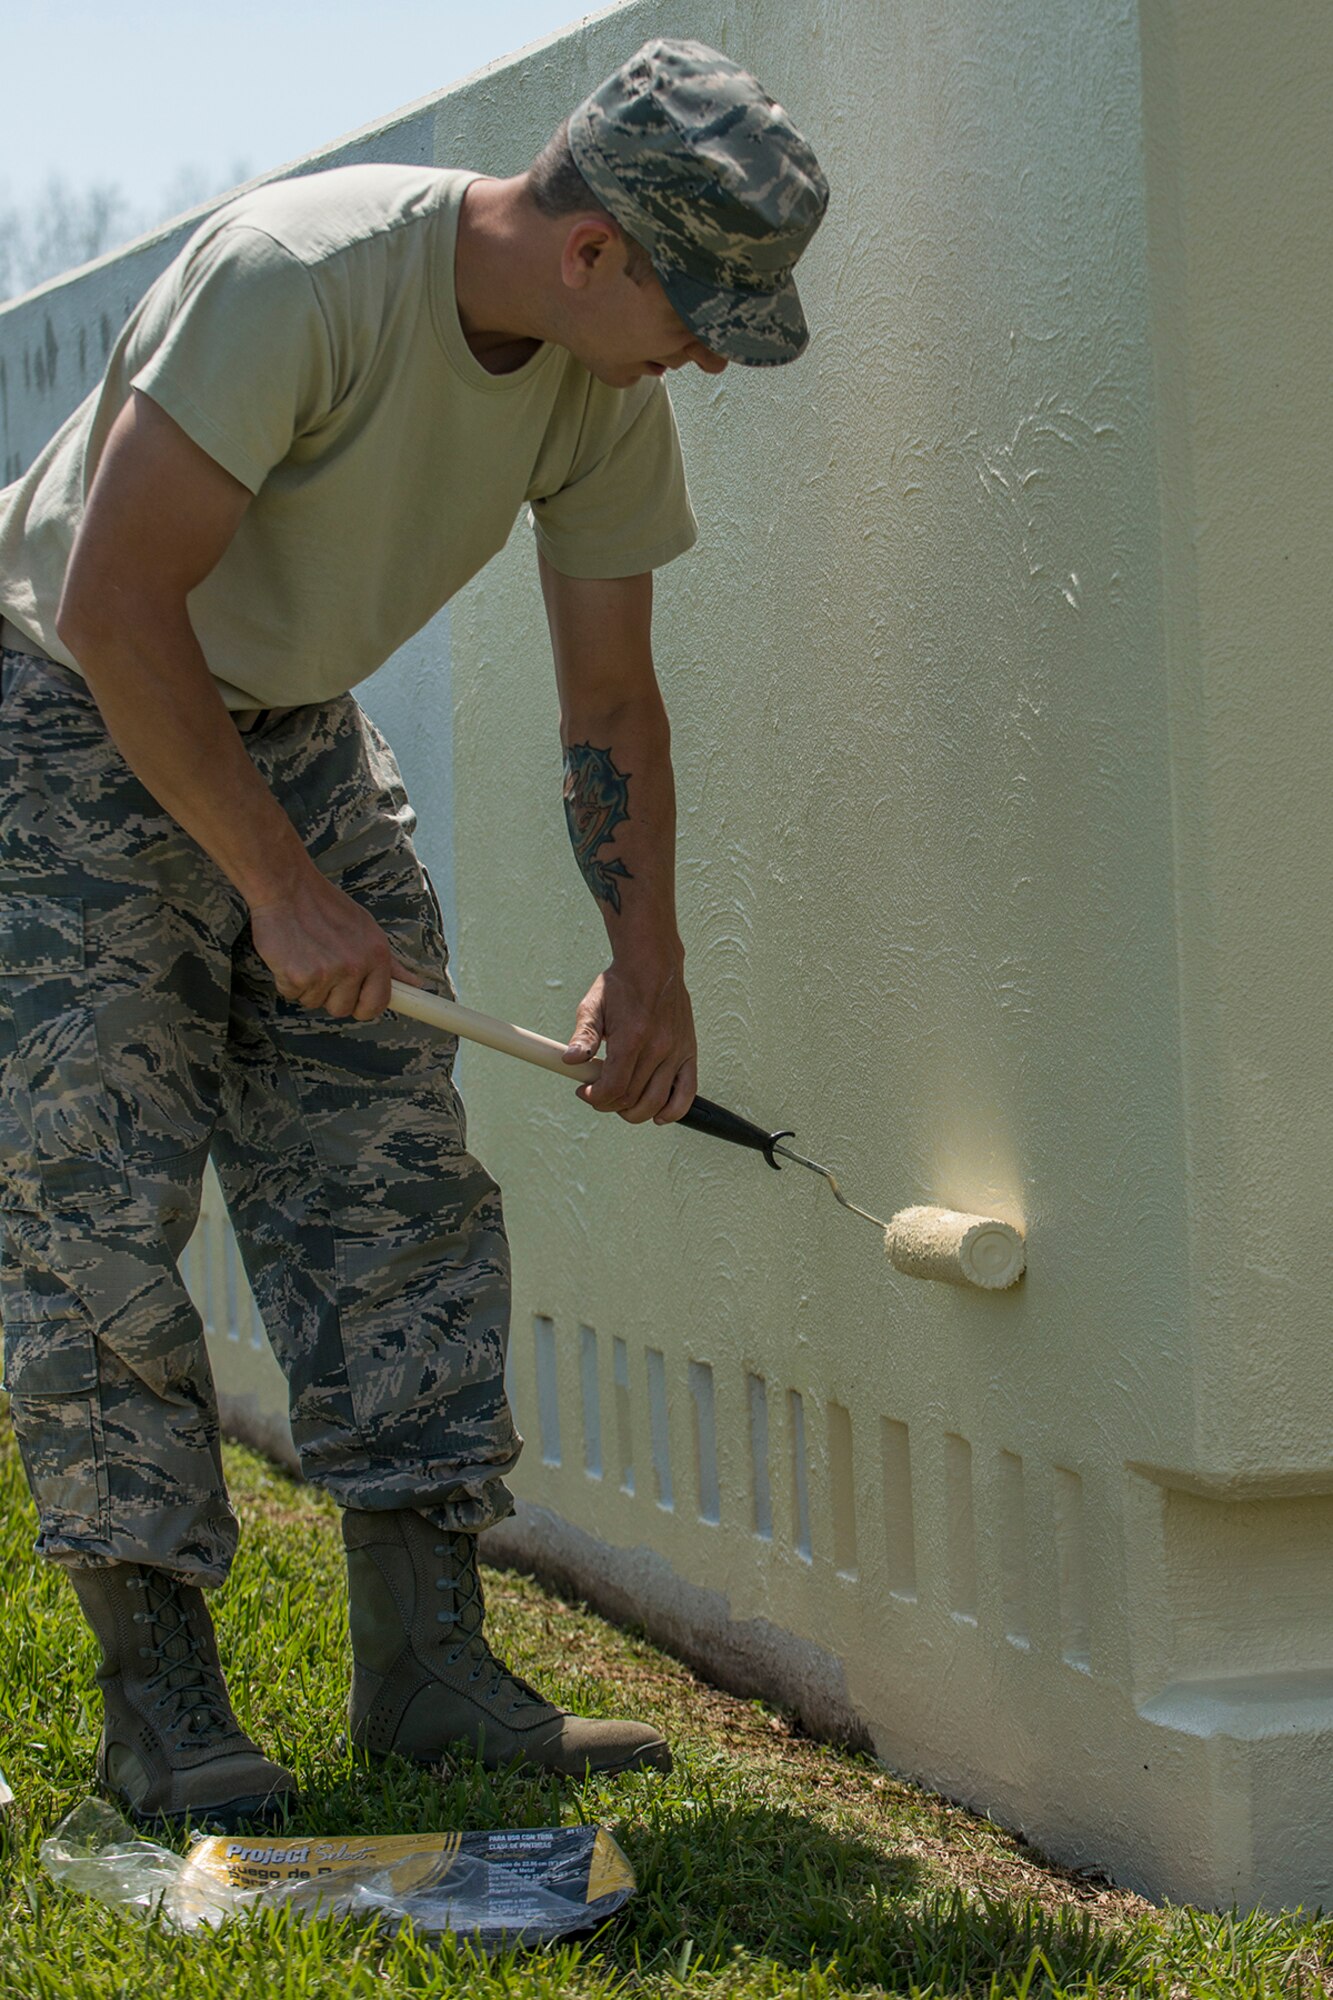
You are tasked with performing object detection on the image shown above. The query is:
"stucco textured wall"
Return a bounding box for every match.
[1140,0,1333,1480]
[3,0,1330,1913]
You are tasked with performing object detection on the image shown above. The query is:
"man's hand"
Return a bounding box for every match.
[249,871,424,1021]
[562,956,697,1123]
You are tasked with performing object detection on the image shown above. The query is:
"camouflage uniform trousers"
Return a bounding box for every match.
[0,648,520,1587]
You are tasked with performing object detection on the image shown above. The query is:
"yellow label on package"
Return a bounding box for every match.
[184,1830,465,1896]
[584,1829,636,1903]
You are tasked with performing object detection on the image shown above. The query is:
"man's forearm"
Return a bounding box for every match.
[53,389,410,1020]
[57,599,312,907]
[541,559,696,1120]
[59,602,415,1018]
[562,690,682,967]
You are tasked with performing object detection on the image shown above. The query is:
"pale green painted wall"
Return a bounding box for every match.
[1140,0,1333,1478]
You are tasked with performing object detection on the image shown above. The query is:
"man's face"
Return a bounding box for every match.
[573,259,730,388]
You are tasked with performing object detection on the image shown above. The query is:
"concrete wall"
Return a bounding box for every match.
[5,0,1331,1913]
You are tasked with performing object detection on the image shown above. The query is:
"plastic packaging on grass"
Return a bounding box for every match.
[40,1799,637,1945]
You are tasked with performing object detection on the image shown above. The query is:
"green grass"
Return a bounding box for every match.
[0,1422,1329,1998]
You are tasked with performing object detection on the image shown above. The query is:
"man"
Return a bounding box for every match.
[0,40,827,1825]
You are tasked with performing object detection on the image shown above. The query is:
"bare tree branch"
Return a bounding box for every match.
[0,161,250,302]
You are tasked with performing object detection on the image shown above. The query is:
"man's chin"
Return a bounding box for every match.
[586,360,657,389]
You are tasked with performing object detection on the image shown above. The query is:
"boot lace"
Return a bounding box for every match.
[129,1571,236,1747]
[431,1533,547,1715]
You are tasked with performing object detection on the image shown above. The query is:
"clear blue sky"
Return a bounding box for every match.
[4,1,616,212]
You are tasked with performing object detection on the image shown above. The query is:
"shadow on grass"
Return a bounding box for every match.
[602,1789,1149,1992]
[280,1749,571,1842]
[280,1759,1146,1993]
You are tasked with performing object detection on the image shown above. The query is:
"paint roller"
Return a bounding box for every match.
[387,981,1026,1292]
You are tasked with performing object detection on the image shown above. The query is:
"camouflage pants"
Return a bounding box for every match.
[0,649,519,1586]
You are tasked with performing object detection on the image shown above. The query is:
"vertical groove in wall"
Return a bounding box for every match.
[239,1248,261,1351]
[789,1389,812,1562]
[204,1206,227,1340]
[688,1361,721,1524]
[612,1336,634,1498]
[503,1327,517,1414]
[647,1348,674,1512]
[223,1234,241,1341]
[747,1373,772,1540]
[579,1324,602,1480]
[945,1433,978,1622]
[182,1241,199,1333]
[534,1315,561,1468]
[828,1402,858,1579]
[1054,1467,1091,1670]
[881,1418,918,1601]
[999,1450,1030,1647]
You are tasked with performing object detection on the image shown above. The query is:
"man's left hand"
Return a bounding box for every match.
[563,958,697,1124]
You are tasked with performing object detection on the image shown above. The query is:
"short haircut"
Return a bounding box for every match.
[529,118,653,282]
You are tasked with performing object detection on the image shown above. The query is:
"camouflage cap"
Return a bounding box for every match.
[567,39,828,367]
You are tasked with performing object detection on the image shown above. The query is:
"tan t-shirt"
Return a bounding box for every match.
[0,165,697,708]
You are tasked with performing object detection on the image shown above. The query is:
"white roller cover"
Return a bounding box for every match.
[884,1206,1026,1290]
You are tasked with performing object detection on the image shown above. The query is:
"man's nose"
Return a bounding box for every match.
[691,344,728,374]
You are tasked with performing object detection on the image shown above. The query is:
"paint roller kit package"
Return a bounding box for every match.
[39,1797,638,1944]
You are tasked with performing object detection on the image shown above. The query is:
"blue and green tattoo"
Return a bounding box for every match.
[563,741,633,914]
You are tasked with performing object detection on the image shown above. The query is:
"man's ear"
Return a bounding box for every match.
[559,216,623,292]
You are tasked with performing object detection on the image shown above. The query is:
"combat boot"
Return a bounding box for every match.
[68,1564,296,1827]
[342,1509,672,1777]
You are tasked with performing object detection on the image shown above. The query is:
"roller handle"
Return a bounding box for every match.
[388,979,599,1080]
[678,1095,793,1169]
[389,980,791,1166]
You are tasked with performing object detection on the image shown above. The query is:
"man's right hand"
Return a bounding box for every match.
[248,869,423,1021]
